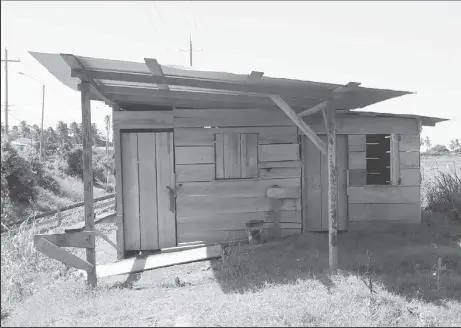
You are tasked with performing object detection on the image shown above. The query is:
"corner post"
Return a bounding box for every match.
[112,103,125,260]
[80,81,97,287]
[323,107,338,272]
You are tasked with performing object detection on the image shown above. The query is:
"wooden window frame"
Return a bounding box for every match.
[215,132,259,180]
[365,134,400,186]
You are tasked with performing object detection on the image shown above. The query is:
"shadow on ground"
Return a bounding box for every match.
[209,212,461,305]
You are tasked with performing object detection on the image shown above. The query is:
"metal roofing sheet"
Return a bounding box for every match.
[28,51,447,125]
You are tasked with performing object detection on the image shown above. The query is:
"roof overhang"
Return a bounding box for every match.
[29,51,448,126]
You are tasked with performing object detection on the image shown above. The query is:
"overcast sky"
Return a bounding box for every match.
[1,1,460,145]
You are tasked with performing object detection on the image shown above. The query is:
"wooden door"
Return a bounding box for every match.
[303,135,348,232]
[121,131,176,251]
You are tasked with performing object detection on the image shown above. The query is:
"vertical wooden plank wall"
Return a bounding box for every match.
[156,132,176,248]
[113,110,174,256]
[121,133,141,251]
[299,115,421,230]
[174,108,302,244]
[303,135,348,232]
[347,131,421,228]
[137,133,159,250]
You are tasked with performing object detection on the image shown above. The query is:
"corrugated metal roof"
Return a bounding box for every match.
[28,51,447,126]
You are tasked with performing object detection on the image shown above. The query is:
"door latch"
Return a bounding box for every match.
[166,184,182,213]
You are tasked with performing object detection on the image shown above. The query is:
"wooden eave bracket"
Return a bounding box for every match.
[270,94,327,154]
[61,54,115,106]
[144,58,170,91]
[297,82,361,118]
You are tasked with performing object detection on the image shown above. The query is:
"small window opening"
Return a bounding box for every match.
[366,134,391,185]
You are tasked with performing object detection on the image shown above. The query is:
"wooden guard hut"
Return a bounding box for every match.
[31,52,447,285]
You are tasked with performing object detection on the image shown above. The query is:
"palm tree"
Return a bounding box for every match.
[449,138,461,152]
[45,126,58,154]
[56,121,69,148]
[31,124,41,141]
[19,120,31,138]
[424,136,432,151]
[69,121,82,145]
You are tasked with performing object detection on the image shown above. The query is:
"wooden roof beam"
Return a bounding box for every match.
[297,82,361,118]
[70,69,354,100]
[97,84,322,109]
[270,95,327,155]
[144,58,169,91]
[249,71,264,81]
[61,54,115,107]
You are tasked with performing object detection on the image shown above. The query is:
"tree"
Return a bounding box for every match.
[69,121,82,145]
[19,120,31,138]
[91,123,101,146]
[45,127,58,154]
[56,121,69,148]
[449,138,460,152]
[31,124,41,142]
[104,115,111,155]
[429,144,449,153]
[424,136,432,151]
[10,126,20,140]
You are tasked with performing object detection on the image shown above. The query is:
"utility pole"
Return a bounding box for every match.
[180,34,203,67]
[18,72,45,162]
[1,48,21,135]
[189,34,193,67]
[40,84,46,161]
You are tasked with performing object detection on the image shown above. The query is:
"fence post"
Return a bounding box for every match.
[56,205,62,227]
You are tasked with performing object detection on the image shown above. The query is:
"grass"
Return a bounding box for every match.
[1,154,460,327]
[2,212,460,327]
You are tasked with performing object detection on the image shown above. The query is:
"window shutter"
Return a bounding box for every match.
[240,134,258,178]
[215,134,225,179]
[215,133,258,179]
[223,133,241,179]
[347,135,367,186]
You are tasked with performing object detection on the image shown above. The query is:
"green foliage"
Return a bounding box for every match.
[428,144,450,154]
[425,170,461,221]
[1,119,115,229]
[1,138,37,204]
[449,139,461,152]
[65,146,84,178]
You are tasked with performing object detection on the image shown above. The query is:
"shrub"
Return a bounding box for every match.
[93,151,115,185]
[1,140,37,205]
[428,144,450,155]
[425,170,461,221]
[65,146,84,178]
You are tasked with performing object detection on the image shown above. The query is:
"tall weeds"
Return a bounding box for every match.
[425,170,461,221]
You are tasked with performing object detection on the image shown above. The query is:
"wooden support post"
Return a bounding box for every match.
[112,103,125,260]
[323,107,338,272]
[56,204,62,226]
[80,81,97,287]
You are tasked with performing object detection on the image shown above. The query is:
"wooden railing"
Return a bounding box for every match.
[4,193,116,231]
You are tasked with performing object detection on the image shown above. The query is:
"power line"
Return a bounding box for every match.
[150,1,164,23]
[189,0,199,34]
[141,1,172,58]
